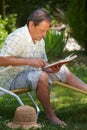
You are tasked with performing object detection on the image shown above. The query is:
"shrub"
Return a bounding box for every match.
[44,30,67,61]
[5,14,17,34]
[66,0,87,52]
[0,14,16,48]
[0,15,8,48]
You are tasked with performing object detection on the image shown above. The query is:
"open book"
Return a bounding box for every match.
[44,53,77,69]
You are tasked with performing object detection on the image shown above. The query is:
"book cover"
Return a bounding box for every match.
[44,54,77,69]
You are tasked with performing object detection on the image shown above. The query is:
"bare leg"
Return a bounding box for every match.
[36,72,66,126]
[66,68,87,91]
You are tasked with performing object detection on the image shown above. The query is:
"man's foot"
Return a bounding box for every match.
[46,114,67,127]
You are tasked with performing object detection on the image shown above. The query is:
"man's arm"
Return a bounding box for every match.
[0,56,46,68]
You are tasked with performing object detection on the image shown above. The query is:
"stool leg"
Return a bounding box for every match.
[26,92,40,118]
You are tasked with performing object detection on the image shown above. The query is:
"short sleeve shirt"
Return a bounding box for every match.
[0,25,48,89]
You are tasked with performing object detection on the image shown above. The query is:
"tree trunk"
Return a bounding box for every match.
[0,0,6,19]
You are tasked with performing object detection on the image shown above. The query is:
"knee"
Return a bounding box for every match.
[39,72,49,83]
[36,72,49,92]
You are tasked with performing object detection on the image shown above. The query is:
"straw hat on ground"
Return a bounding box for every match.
[7,105,41,129]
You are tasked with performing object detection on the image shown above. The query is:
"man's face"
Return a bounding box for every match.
[28,20,50,41]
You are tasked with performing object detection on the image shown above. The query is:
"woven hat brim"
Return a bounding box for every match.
[7,122,41,129]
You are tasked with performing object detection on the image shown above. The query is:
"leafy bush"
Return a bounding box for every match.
[44,30,67,61]
[66,0,87,52]
[0,16,8,48]
[0,14,16,48]
[5,14,17,34]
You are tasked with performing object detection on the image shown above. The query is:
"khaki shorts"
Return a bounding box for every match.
[10,65,67,91]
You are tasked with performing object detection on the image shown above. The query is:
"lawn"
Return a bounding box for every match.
[0,63,87,130]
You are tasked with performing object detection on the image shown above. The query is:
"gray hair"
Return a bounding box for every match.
[27,8,51,26]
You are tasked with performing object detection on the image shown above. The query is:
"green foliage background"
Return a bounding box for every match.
[66,0,87,52]
[0,16,8,48]
[44,30,67,61]
[0,0,69,27]
[0,14,16,48]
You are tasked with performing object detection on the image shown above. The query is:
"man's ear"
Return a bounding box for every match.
[29,21,34,31]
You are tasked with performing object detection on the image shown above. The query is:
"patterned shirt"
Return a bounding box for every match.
[0,25,48,89]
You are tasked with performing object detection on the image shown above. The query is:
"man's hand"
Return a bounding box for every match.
[28,58,47,68]
[43,65,61,73]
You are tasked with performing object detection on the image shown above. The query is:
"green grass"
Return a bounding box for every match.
[0,64,87,130]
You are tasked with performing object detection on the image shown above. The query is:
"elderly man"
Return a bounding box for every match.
[0,8,87,126]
